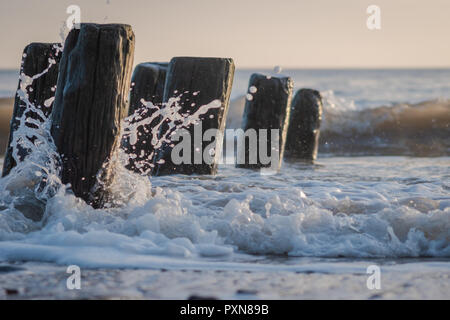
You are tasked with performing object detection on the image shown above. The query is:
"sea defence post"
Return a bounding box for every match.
[128,62,168,115]
[236,73,293,170]
[2,43,61,177]
[123,62,168,175]
[50,23,135,207]
[152,57,235,176]
[284,89,323,161]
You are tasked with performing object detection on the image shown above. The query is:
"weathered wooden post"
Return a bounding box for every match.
[2,43,61,177]
[128,62,168,115]
[236,73,293,170]
[153,57,235,176]
[50,23,135,207]
[123,62,168,175]
[284,89,323,161]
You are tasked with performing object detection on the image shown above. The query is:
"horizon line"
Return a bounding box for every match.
[2,66,450,72]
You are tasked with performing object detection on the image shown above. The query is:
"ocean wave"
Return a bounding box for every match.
[320,93,450,156]
[0,156,449,266]
[0,70,448,268]
[227,94,450,156]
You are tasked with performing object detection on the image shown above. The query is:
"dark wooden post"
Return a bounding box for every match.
[128,62,168,115]
[153,57,235,176]
[2,43,61,177]
[50,23,135,207]
[284,89,323,161]
[236,73,293,170]
[122,62,168,175]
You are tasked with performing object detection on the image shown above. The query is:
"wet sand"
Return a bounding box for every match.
[0,261,449,299]
[0,97,14,155]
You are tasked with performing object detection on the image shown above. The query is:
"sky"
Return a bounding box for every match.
[0,0,449,69]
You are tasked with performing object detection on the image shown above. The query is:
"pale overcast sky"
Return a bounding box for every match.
[0,0,449,69]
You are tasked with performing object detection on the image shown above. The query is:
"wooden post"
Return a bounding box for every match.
[128,62,168,115]
[236,73,293,170]
[50,23,135,207]
[2,43,61,177]
[153,57,235,176]
[284,89,323,161]
[123,62,168,175]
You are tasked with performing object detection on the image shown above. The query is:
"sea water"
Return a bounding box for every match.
[0,68,449,298]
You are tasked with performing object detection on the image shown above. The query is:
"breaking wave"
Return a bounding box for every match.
[0,63,448,269]
[320,92,450,156]
[227,93,450,156]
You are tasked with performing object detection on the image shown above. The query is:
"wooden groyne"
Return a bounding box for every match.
[152,57,235,176]
[2,22,325,208]
[236,73,293,170]
[285,89,323,161]
[50,23,135,207]
[123,62,168,175]
[2,42,61,177]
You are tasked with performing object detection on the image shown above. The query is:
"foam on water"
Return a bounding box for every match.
[228,92,450,156]
[319,94,450,155]
[0,60,449,269]
[0,155,449,269]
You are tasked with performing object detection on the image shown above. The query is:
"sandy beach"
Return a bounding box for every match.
[0,97,13,155]
[1,261,449,299]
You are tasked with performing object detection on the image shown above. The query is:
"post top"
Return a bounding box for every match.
[169,56,234,64]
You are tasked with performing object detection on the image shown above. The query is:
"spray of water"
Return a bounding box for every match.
[121,96,221,174]
[1,38,222,222]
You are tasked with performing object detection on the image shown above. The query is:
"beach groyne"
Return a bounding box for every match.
[236,73,293,170]
[2,43,61,177]
[153,57,235,176]
[50,23,135,208]
[123,62,168,175]
[285,89,323,161]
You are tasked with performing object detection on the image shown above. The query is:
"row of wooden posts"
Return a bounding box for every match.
[2,23,322,208]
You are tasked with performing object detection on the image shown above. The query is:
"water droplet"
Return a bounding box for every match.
[44,97,55,107]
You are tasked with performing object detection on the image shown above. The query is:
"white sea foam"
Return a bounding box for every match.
[0,155,449,270]
[0,66,449,270]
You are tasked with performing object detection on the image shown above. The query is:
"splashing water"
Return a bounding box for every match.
[121,96,221,175]
[0,61,449,272]
[1,44,64,222]
[273,66,282,74]
[0,45,224,227]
